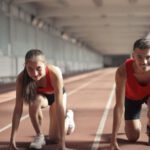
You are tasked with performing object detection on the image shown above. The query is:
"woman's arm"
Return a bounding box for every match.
[50,66,66,149]
[9,74,24,149]
[110,64,126,150]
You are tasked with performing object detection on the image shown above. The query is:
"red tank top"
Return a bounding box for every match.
[125,58,150,100]
[36,67,54,93]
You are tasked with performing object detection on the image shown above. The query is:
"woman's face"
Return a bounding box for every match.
[25,56,46,81]
[132,48,150,72]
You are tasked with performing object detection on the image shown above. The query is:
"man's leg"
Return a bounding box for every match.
[124,98,143,142]
[147,97,150,145]
[147,97,150,127]
[125,119,141,141]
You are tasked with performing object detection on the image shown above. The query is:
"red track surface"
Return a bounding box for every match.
[0,68,149,150]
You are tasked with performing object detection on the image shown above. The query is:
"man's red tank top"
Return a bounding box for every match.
[36,66,54,93]
[125,58,150,100]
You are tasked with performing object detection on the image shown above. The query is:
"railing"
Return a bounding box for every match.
[0,76,16,84]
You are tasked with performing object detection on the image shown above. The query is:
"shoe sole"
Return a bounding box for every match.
[29,141,46,149]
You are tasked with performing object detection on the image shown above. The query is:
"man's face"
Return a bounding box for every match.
[132,48,150,72]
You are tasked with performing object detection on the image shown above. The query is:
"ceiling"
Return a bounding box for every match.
[11,0,150,55]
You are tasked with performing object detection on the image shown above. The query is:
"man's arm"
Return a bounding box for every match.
[111,64,126,150]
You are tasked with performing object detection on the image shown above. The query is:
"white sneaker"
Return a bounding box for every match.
[66,109,75,135]
[30,134,46,149]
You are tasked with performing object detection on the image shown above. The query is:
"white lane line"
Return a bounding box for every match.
[0,70,102,104]
[0,91,16,104]
[0,98,15,104]
[64,70,102,84]
[0,114,29,133]
[67,76,100,96]
[91,83,115,150]
[0,73,104,133]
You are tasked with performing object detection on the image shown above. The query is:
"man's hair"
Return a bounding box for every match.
[133,38,150,51]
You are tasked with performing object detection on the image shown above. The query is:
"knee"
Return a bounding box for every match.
[125,120,141,142]
[29,95,42,107]
[126,133,139,142]
[29,95,42,114]
[125,128,140,142]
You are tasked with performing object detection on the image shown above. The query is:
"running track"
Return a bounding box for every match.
[0,68,149,150]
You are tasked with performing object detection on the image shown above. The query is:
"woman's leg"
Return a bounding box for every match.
[29,94,48,149]
[125,119,141,142]
[29,94,48,135]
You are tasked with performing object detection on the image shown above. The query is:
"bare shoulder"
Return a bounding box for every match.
[47,65,63,80]
[47,65,64,89]
[116,63,126,79]
[47,64,62,74]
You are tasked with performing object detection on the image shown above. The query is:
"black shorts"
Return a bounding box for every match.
[125,96,148,120]
[40,87,66,106]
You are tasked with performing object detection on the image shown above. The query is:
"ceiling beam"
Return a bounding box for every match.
[13,0,42,4]
[37,6,150,18]
[53,18,150,27]
[76,33,145,40]
[65,26,149,33]
[56,0,69,6]
[93,0,103,7]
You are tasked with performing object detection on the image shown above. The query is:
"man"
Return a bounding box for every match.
[110,38,150,150]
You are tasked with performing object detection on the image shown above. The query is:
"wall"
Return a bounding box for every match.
[0,3,103,83]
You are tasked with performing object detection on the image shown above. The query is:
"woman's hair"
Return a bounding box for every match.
[22,49,46,104]
[133,38,150,51]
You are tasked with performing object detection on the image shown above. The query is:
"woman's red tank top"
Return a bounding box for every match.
[36,67,54,93]
[125,58,150,100]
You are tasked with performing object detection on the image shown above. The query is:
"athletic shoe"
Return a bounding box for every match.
[30,134,46,149]
[66,109,75,135]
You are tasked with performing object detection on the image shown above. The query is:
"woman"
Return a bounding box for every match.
[9,49,75,150]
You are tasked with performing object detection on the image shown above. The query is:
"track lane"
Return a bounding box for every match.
[0,68,116,150]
